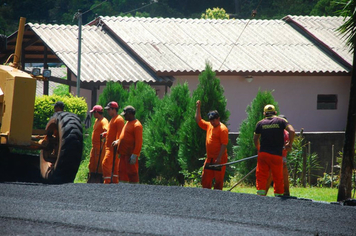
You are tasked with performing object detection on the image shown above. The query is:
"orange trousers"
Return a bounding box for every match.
[202,157,227,190]
[102,147,120,184]
[265,162,290,196]
[88,144,104,174]
[119,154,139,183]
[256,152,284,195]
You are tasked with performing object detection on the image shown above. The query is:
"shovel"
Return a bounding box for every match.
[87,136,105,183]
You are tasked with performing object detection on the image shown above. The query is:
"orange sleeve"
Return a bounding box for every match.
[198,119,209,130]
[115,116,125,140]
[102,118,109,132]
[132,122,143,156]
[220,125,229,146]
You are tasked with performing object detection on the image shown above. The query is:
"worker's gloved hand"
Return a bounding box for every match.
[112,140,119,146]
[129,154,138,164]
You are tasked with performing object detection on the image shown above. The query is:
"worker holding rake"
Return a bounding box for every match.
[195,100,229,190]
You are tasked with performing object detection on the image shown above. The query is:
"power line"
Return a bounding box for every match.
[73,0,108,21]
[121,0,158,16]
[218,0,263,70]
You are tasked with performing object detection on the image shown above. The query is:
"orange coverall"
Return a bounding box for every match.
[118,119,143,183]
[102,115,124,184]
[88,117,108,174]
[266,130,290,195]
[255,116,288,196]
[198,119,229,190]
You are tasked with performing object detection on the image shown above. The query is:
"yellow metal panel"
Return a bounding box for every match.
[0,65,36,146]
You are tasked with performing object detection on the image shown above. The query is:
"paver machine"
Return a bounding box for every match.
[0,17,83,184]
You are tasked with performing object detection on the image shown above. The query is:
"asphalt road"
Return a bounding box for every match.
[0,182,355,236]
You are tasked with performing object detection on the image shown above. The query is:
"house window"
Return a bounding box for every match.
[317,94,337,110]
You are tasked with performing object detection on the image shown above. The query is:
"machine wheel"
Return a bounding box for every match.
[40,112,83,184]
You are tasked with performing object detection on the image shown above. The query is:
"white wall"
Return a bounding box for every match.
[174,75,350,133]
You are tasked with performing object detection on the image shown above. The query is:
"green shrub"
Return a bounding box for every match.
[287,135,321,186]
[143,83,191,185]
[33,94,87,129]
[125,82,159,125]
[233,89,278,183]
[97,81,129,120]
[74,122,93,183]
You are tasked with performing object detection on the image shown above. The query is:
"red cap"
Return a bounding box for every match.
[104,101,119,109]
[90,105,103,113]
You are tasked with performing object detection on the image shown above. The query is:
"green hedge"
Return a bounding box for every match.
[33,94,87,129]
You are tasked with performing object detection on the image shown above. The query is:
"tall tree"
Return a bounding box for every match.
[143,83,191,184]
[336,0,356,202]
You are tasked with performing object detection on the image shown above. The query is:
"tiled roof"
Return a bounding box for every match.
[27,23,173,84]
[95,16,351,74]
[283,15,352,67]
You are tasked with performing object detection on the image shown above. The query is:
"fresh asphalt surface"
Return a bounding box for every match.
[0,182,355,236]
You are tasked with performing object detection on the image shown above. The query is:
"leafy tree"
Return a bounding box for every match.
[201,7,229,19]
[125,81,159,125]
[97,81,129,120]
[336,0,356,202]
[53,84,70,96]
[310,0,343,16]
[233,89,278,183]
[178,62,230,178]
[143,83,191,185]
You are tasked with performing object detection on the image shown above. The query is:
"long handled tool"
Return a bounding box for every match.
[228,167,257,192]
[207,154,258,168]
[110,145,118,183]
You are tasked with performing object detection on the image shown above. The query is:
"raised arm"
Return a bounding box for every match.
[195,100,202,124]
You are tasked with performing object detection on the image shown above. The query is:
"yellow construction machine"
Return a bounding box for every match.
[0,17,83,184]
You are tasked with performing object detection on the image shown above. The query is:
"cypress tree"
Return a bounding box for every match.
[143,83,191,184]
[98,81,129,120]
[233,89,279,183]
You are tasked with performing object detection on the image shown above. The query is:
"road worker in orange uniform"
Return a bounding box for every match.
[87,105,108,183]
[101,101,124,184]
[195,100,229,190]
[112,106,143,183]
[265,115,291,196]
[254,105,295,196]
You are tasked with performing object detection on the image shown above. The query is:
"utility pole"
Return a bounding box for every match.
[76,9,82,97]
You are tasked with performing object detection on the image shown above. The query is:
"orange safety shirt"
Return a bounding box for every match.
[92,117,109,146]
[105,115,125,147]
[118,119,143,156]
[198,119,229,159]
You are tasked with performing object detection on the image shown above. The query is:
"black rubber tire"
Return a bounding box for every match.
[40,112,83,184]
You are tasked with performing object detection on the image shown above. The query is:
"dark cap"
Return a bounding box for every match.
[53,101,64,110]
[207,110,219,120]
[104,101,118,110]
[121,105,136,116]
